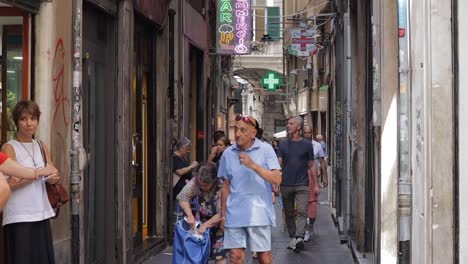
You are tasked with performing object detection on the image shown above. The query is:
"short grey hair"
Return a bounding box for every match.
[175,137,191,151]
[194,162,218,184]
[289,116,303,128]
[317,134,323,140]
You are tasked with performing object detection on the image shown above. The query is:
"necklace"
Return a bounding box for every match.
[16,136,37,167]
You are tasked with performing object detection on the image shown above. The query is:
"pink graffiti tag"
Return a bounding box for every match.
[52,38,70,127]
[51,38,70,171]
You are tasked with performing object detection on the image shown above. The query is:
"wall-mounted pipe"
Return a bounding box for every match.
[397,0,412,262]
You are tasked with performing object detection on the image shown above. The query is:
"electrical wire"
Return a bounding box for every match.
[252,1,330,19]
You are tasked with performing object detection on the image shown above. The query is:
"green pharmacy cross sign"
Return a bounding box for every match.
[262,72,282,91]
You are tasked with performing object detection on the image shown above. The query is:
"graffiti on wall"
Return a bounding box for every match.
[335,102,343,173]
[51,38,70,175]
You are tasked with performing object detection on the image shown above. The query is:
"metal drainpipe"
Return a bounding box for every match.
[397,0,411,262]
[71,0,83,263]
[344,8,352,241]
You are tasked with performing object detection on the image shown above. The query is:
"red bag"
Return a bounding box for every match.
[46,182,69,207]
[38,140,69,218]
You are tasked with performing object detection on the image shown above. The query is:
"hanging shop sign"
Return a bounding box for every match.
[216,0,252,55]
[261,71,282,91]
[289,28,322,57]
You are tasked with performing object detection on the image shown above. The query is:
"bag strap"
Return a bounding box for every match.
[195,188,200,222]
[37,140,47,166]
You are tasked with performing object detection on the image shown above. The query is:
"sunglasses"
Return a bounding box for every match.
[235,115,258,129]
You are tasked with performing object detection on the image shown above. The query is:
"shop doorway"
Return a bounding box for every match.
[0,4,30,264]
[132,18,158,248]
[0,5,30,144]
[82,3,116,263]
[189,46,205,162]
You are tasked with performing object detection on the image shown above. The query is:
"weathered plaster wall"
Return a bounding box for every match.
[379,0,398,262]
[35,0,72,262]
[459,0,468,261]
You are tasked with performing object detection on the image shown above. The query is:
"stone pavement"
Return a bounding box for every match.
[143,190,355,264]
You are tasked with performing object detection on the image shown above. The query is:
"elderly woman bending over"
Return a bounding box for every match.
[177,162,228,264]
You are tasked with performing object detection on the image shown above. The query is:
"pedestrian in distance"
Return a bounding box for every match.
[208,130,226,164]
[271,139,280,156]
[2,100,61,264]
[176,162,228,264]
[316,134,327,157]
[218,115,281,264]
[172,137,198,198]
[302,126,328,242]
[277,116,319,252]
[210,136,230,167]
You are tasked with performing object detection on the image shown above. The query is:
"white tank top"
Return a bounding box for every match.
[2,139,55,226]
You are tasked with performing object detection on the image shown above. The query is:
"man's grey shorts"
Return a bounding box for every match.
[223,226,272,252]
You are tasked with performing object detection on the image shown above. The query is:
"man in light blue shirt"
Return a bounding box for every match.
[218,115,281,264]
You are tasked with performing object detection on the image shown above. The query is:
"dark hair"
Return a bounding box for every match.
[193,162,218,184]
[216,136,231,147]
[272,140,279,148]
[12,100,41,127]
[255,127,264,140]
[213,130,225,142]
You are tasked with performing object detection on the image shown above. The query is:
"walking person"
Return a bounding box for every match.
[278,116,319,252]
[316,134,327,157]
[2,100,61,264]
[176,162,228,263]
[218,115,281,264]
[302,126,328,241]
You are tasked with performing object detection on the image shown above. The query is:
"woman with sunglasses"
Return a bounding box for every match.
[177,162,228,263]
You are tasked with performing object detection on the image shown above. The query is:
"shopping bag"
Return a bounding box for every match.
[172,218,211,264]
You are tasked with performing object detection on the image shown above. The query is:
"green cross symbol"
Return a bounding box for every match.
[262,72,282,91]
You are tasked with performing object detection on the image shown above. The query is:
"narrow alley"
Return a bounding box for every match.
[144,190,355,264]
[0,0,464,263]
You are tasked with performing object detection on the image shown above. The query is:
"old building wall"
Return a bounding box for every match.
[378,0,399,262]
[34,1,73,262]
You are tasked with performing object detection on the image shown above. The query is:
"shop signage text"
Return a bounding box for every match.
[216,0,252,55]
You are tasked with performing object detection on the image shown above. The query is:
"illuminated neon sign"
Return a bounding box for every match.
[216,0,252,55]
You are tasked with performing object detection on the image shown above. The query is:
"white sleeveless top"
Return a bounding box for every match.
[2,139,55,226]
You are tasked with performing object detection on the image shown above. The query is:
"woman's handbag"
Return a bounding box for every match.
[38,140,69,218]
[172,192,211,264]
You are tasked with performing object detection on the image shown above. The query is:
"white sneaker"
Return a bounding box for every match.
[304,231,310,242]
[287,237,297,249]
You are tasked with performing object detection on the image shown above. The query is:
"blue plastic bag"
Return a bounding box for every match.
[172,218,211,264]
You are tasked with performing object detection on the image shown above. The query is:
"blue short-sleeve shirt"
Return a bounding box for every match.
[217,139,281,228]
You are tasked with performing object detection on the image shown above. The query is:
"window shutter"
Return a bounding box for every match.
[267,7,280,40]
